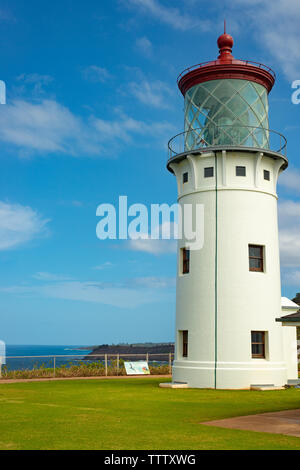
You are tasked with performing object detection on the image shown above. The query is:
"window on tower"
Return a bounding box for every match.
[264,170,270,181]
[204,167,214,178]
[251,331,266,359]
[182,330,188,358]
[181,248,190,274]
[236,166,246,176]
[183,172,188,184]
[249,245,264,272]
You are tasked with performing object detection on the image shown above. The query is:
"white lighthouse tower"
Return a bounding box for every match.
[167,29,294,389]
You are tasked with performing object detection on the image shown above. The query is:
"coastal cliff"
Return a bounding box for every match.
[85,343,174,361]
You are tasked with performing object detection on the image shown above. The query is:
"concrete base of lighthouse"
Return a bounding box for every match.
[172,361,288,390]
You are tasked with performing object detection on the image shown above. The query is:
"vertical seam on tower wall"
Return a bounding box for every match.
[215,151,218,390]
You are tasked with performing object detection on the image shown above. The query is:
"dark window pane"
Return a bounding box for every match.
[249,245,264,272]
[251,331,265,358]
[183,172,188,183]
[249,246,262,258]
[257,332,264,342]
[204,167,214,178]
[182,331,188,357]
[252,332,258,343]
[249,258,262,269]
[236,166,246,176]
[182,248,190,274]
[264,170,270,181]
[252,331,264,343]
[252,344,264,356]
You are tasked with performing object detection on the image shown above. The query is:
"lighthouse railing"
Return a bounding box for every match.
[168,125,287,160]
[177,60,276,84]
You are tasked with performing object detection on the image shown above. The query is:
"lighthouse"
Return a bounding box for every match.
[167,28,298,389]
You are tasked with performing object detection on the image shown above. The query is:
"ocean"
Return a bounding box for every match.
[3,345,94,371]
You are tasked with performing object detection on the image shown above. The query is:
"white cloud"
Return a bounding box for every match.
[0,99,173,157]
[126,0,211,32]
[128,238,177,255]
[127,222,178,255]
[128,80,173,109]
[127,0,300,80]
[16,74,54,97]
[92,110,174,147]
[279,200,300,219]
[284,270,300,285]
[0,99,85,156]
[135,36,153,57]
[17,73,53,84]
[71,200,85,208]
[229,0,300,80]
[82,66,112,83]
[33,272,73,281]
[93,262,114,270]
[0,202,49,250]
[0,276,174,308]
[130,276,175,288]
[279,231,300,268]
[278,200,300,267]
[279,168,300,193]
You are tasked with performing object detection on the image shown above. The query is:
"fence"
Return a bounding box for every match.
[0,353,174,380]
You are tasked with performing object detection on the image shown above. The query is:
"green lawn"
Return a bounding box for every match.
[0,378,299,450]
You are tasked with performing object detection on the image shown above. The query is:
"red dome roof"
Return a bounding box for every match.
[178,30,275,96]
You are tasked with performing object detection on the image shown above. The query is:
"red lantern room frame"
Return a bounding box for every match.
[177,25,275,96]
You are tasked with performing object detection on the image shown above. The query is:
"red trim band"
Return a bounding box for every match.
[178,62,275,96]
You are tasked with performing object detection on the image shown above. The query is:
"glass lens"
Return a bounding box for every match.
[184,79,269,151]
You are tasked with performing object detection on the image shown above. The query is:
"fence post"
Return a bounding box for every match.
[53,356,56,378]
[105,354,108,376]
[146,353,149,363]
[169,353,172,374]
[117,354,119,376]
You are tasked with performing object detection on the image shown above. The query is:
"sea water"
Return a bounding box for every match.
[4,345,93,371]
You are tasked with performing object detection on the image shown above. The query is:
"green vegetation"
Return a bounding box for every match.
[0,361,170,380]
[0,378,299,450]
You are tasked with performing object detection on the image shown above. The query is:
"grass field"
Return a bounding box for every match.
[0,377,299,450]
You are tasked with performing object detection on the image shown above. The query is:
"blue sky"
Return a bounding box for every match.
[0,0,299,345]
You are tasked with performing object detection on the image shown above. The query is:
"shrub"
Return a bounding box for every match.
[0,360,171,380]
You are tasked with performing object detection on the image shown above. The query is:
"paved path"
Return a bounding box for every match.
[0,374,171,384]
[203,409,300,437]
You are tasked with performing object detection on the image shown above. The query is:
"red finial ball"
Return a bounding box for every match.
[217,29,234,61]
[217,33,234,51]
